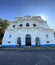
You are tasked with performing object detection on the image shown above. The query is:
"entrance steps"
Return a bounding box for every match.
[25,46,31,48]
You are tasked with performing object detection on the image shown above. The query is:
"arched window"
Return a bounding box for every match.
[8,41,10,43]
[17,37,21,46]
[47,41,49,43]
[19,24,23,27]
[46,34,48,38]
[33,24,36,27]
[35,37,40,46]
[9,35,11,38]
[13,25,15,28]
[26,23,29,27]
[54,32,55,37]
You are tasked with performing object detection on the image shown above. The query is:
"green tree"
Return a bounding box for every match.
[0,18,10,44]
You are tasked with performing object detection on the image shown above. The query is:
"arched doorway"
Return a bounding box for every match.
[17,37,21,46]
[25,34,31,46]
[35,37,40,46]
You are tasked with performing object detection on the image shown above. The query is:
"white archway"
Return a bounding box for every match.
[35,37,40,46]
[25,34,31,46]
[17,37,21,46]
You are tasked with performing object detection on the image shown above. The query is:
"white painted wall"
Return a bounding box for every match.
[2,16,55,46]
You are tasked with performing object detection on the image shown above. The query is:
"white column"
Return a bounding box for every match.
[21,36,25,47]
[31,36,36,47]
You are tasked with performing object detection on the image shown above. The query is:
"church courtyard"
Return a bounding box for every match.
[0,49,55,65]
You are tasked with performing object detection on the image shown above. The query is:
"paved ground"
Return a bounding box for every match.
[0,49,55,65]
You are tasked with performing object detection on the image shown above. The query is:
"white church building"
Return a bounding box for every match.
[2,16,55,47]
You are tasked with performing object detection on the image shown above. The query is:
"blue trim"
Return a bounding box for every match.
[2,45,17,48]
[2,44,55,48]
[31,45,36,47]
[21,45,25,48]
[40,44,55,46]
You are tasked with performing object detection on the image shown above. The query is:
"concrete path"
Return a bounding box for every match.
[0,49,55,65]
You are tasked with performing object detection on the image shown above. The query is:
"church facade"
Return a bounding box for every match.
[2,16,55,47]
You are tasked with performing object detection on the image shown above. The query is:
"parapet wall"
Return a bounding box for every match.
[14,15,45,22]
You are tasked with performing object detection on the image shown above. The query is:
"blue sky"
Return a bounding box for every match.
[0,0,55,30]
